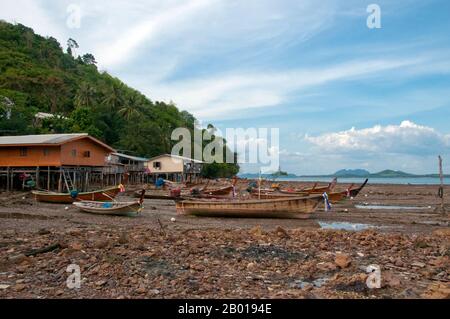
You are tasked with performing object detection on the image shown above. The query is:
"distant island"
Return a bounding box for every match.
[239,169,450,179]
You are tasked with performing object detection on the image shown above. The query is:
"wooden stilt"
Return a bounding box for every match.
[437,155,446,214]
[6,167,10,192]
[58,169,62,193]
[36,167,40,189]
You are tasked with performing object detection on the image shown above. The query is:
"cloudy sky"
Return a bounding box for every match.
[1,0,450,174]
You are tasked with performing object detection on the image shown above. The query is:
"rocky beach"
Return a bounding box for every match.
[0,181,449,299]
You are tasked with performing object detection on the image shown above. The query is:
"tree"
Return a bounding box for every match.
[0,96,14,120]
[118,94,143,121]
[75,82,96,108]
[67,38,79,57]
[81,53,97,65]
[101,83,124,111]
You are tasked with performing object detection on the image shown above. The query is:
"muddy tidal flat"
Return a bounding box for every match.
[0,182,449,299]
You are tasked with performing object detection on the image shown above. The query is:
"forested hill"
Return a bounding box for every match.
[0,21,239,177]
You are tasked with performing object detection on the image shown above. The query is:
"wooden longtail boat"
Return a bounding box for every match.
[176,195,323,219]
[201,185,234,196]
[275,183,315,195]
[134,189,181,200]
[325,179,368,203]
[73,200,142,215]
[278,178,337,195]
[197,177,237,196]
[73,190,145,215]
[32,186,121,204]
[250,179,368,203]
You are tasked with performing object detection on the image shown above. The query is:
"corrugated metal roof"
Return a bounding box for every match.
[112,152,149,162]
[148,153,204,163]
[0,133,88,145]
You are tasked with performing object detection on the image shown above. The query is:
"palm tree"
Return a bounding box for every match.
[75,82,96,108]
[118,94,143,121]
[101,83,123,112]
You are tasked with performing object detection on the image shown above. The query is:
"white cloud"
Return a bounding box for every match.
[92,0,214,69]
[305,121,450,155]
[150,57,424,119]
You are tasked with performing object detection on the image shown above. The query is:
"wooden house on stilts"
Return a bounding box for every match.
[0,133,116,192]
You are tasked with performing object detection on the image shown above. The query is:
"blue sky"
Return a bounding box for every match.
[1,0,450,174]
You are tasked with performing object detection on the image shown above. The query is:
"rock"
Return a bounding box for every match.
[95,280,107,287]
[13,283,26,292]
[411,261,425,268]
[0,284,10,290]
[38,228,51,235]
[70,243,83,251]
[94,240,109,249]
[394,258,404,267]
[65,228,82,236]
[421,282,450,299]
[150,289,160,295]
[414,241,429,249]
[382,271,402,288]
[275,226,290,239]
[335,253,351,269]
[136,286,146,294]
[246,262,256,270]
[249,226,263,237]
[8,254,28,264]
[55,289,64,296]
[316,262,337,272]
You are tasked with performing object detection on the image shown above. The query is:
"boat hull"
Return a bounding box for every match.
[32,187,121,204]
[73,201,141,215]
[176,195,323,219]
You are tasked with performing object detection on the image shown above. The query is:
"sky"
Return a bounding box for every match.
[1,0,450,174]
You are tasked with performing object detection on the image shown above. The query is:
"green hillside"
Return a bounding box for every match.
[0,21,238,178]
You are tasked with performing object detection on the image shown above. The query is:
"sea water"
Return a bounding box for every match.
[275,176,448,185]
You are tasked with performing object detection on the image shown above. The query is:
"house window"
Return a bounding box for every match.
[83,151,91,158]
[19,147,27,157]
[153,161,161,169]
[71,149,77,157]
[43,149,49,156]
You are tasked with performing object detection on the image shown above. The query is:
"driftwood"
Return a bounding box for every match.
[155,217,167,236]
[24,242,61,257]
